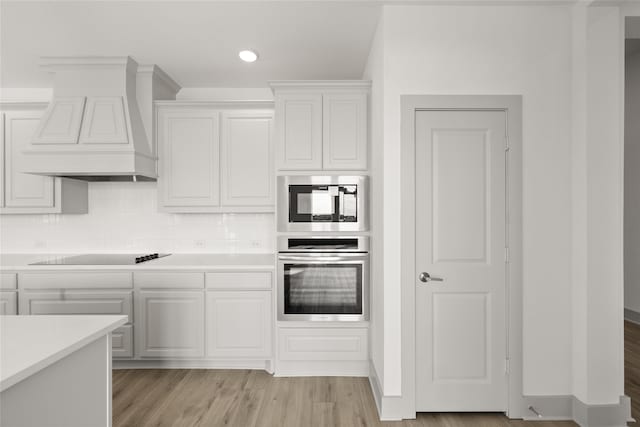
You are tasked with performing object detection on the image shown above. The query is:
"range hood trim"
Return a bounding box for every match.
[23,56,180,181]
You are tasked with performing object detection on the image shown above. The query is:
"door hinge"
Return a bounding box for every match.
[505,358,511,375]
[504,247,510,263]
[505,146,510,152]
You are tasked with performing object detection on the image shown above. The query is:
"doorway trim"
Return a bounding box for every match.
[400,95,523,418]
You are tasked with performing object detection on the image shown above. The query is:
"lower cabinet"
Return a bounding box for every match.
[17,288,134,357]
[136,290,205,358]
[19,290,133,321]
[0,291,17,315]
[111,325,134,358]
[206,291,272,358]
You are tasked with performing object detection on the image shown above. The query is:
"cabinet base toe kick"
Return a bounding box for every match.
[112,359,274,373]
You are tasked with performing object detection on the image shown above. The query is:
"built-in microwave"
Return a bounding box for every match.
[277,176,368,232]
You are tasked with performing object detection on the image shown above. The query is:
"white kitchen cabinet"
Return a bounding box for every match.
[278,327,368,361]
[322,93,368,170]
[111,325,133,358]
[0,107,88,214]
[0,292,17,315]
[136,290,205,358]
[206,290,272,358]
[18,290,133,322]
[274,93,323,170]
[271,82,370,171]
[220,111,274,206]
[156,103,275,213]
[157,108,220,209]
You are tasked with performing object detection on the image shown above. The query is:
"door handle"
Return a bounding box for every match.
[419,272,444,283]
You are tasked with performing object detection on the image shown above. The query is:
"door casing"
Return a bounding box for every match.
[399,95,523,418]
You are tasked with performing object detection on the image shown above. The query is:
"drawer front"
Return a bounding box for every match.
[0,291,17,315]
[278,328,368,361]
[205,272,272,290]
[20,290,133,321]
[19,272,132,289]
[112,325,133,358]
[0,273,17,290]
[134,272,204,289]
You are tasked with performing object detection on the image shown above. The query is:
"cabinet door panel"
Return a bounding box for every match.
[158,109,220,207]
[79,97,128,144]
[137,290,205,358]
[322,93,368,170]
[112,325,133,358]
[4,111,55,207]
[206,291,271,358]
[221,112,274,206]
[19,290,133,322]
[32,97,85,145]
[276,94,322,170]
[0,292,17,315]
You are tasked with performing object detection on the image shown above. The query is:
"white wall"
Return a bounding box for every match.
[362,13,385,392]
[0,182,275,254]
[625,47,640,315]
[379,4,574,397]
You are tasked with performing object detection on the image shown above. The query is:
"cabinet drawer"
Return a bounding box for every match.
[20,290,133,322]
[0,291,17,315]
[0,273,17,290]
[278,328,368,361]
[205,272,271,290]
[19,272,132,289]
[112,325,133,358]
[134,272,204,289]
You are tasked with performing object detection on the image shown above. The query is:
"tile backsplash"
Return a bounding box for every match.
[0,182,275,254]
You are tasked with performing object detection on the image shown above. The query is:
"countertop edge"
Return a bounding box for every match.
[0,315,127,392]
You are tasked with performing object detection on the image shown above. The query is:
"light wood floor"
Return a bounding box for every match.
[111,322,640,427]
[113,370,576,427]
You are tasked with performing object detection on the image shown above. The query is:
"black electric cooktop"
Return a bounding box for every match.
[29,253,171,265]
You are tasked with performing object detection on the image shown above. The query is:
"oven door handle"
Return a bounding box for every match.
[278,254,369,262]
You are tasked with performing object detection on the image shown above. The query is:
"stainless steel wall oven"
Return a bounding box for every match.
[277,176,368,232]
[277,236,369,321]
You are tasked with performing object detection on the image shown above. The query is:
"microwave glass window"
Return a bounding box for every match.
[289,185,358,223]
[284,264,363,315]
[297,191,334,215]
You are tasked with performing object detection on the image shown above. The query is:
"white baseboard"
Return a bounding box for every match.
[572,395,633,427]
[112,359,271,370]
[624,308,640,325]
[521,395,575,421]
[274,360,369,377]
[368,362,406,421]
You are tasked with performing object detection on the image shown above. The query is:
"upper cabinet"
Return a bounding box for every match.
[220,111,274,207]
[271,82,370,171]
[157,107,221,208]
[275,94,322,170]
[0,105,88,214]
[156,102,274,213]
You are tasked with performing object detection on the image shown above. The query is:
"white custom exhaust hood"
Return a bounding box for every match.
[23,56,180,181]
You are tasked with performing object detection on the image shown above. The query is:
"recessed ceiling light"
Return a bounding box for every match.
[239,50,258,63]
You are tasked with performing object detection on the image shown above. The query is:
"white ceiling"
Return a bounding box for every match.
[0,1,381,88]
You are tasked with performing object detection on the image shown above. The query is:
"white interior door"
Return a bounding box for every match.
[415,110,507,412]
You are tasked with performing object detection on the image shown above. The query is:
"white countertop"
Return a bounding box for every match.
[0,315,127,392]
[0,253,275,271]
